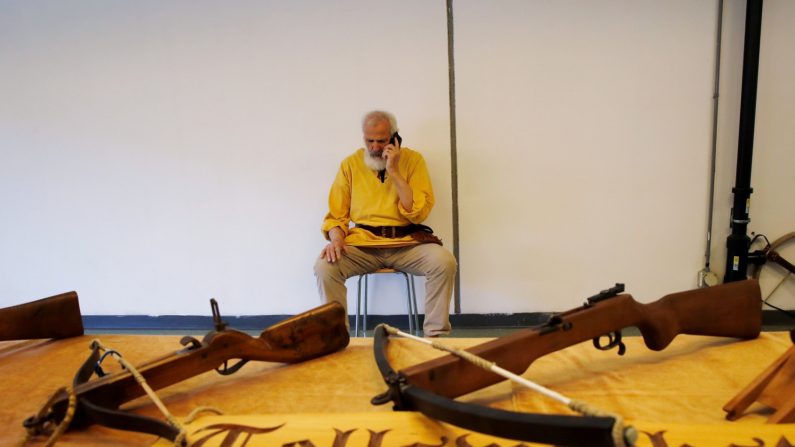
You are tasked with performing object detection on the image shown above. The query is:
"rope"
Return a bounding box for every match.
[20,386,77,447]
[90,339,188,444]
[568,400,637,447]
[381,324,637,447]
[171,407,225,446]
[90,341,229,446]
[22,339,227,447]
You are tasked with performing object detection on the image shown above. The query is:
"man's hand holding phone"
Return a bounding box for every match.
[383,134,401,174]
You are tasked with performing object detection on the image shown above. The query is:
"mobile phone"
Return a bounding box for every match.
[390,132,402,146]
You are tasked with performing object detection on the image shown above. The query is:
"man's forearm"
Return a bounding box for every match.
[390,173,413,212]
[328,226,345,242]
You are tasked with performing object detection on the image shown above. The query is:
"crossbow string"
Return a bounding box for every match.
[377,324,637,447]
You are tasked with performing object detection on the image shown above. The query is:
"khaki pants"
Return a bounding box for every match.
[314,244,457,336]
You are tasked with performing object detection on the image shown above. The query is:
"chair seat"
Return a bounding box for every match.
[354,269,420,337]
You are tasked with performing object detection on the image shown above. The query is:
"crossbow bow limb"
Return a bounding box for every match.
[372,280,762,447]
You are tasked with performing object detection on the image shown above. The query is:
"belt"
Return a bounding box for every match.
[355,224,418,238]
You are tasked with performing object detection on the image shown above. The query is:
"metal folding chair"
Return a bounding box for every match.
[354,268,419,337]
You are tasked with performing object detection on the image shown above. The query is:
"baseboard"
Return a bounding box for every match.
[762,309,795,327]
[82,309,792,331]
[81,312,554,331]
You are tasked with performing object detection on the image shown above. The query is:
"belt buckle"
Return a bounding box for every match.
[381,227,396,238]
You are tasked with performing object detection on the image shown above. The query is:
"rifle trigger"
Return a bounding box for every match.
[592,331,626,356]
[216,359,249,376]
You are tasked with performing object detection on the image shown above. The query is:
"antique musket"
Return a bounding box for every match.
[0,291,84,341]
[24,301,349,443]
[373,279,762,447]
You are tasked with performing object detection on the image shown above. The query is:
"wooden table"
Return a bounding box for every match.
[3,332,793,446]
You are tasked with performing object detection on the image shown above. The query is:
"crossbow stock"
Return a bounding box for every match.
[372,280,762,447]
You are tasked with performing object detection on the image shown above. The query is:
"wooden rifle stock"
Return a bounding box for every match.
[402,279,762,399]
[31,302,349,432]
[0,291,84,341]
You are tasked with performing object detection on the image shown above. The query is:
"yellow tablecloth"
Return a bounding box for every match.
[2,332,793,446]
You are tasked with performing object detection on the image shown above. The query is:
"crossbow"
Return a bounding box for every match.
[23,301,349,445]
[372,280,762,447]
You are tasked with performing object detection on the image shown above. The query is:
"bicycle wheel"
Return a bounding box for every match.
[752,231,795,308]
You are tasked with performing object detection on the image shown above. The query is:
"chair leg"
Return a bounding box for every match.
[400,272,414,334]
[356,270,420,337]
[363,274,369,336]
[355,275,364,337]
[408,274,419,335]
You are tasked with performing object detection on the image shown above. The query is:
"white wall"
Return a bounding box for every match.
[1,1,793,317]
[0,0,451,315]
[456,1,718,310]
[711,0,795,310]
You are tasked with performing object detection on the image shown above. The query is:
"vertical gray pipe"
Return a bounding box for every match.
[446,0,461,313]
[700,0,724,286]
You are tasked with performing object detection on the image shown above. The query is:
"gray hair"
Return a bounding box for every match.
[362,110,398,134]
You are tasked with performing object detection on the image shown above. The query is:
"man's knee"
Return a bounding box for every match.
[314,257,340,280]
[428,246,457,277]
[441,249,457,274]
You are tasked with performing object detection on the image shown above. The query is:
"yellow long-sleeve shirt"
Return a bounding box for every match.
[321,147,435,247]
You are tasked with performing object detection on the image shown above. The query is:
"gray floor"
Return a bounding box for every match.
[88,323,792,338]
[350,324,792,339]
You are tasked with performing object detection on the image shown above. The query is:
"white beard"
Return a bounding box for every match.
[363,150,387,171]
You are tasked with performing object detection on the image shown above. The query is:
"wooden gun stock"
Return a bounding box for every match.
[35,302,349,431]
[402,279,761,399]
[633,279,760,350]
[0,291,84,341]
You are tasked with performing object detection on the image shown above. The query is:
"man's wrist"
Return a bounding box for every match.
[388,170,406,184]
[328,227,344,242]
